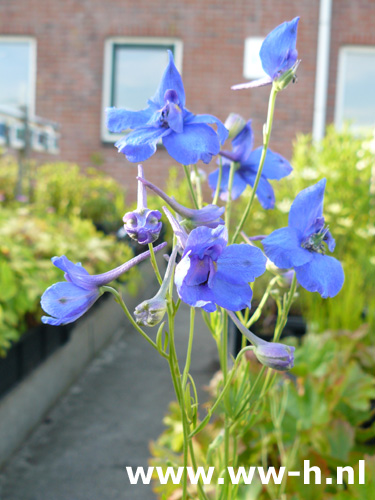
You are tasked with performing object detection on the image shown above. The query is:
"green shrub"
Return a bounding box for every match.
[0,159,126,232]
[0,205,138,355]
[151,326,375,500]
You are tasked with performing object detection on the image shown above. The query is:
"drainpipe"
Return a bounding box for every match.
[312,0,333,142]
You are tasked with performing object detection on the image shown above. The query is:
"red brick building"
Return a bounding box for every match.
[1,0,375,199]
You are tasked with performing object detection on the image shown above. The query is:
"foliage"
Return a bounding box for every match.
[0,158,126,233]
[150,326,375,499]
[0,205,138,355]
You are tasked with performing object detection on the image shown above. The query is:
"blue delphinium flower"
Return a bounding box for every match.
[208,119,292,209]
[138,175,225,228]
[232,17,300,90]
[262,179,344,298]
[123,165,162,244]
[174,225,266,312]
[41,242,167,325]
[106,51,228,165]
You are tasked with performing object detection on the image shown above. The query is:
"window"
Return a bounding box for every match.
[335,46,375,131]
[0,37,37,115]
[101,37,183,142]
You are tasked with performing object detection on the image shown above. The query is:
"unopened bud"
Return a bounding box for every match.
[273,60,300,92]
[253,342,295,371]
[123,209,162,245]
[224,113,246,139]
[134,297,167,327]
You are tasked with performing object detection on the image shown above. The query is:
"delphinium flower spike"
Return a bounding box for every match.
[228,311,295,371]
[262,179,344,298]
[122,165,162,244]
[232,17,300,90]
[41,242,167,325]
[107,51,228,164]
[208,119,292,208]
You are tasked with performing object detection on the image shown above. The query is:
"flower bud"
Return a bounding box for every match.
[224,113,246,139]
[123,164,162,245]
[133,245,178,327]
[134,297,167,327]
[228,310,295,372]
[123,209,162,245]
[253,343,295,372]
[273,60,300,92]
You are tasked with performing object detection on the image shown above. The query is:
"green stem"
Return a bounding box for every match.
[183,164,199,209]
[246,277,278,328]
[213,156,223,205]
[225,162,236,230]
[102,286,167,358]
[193,164,203,209]
[182,307,195,389]
[274,272,297,341]
[189,346,253,438]
[231,85,278,244]
[148,243,163,285]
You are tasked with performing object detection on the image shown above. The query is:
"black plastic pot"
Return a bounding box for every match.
[0,343,21,398]
[0,322,72,400]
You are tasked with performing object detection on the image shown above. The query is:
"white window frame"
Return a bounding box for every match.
[0,36,37,116]
[101,37,183,142]
[335,45,375,130]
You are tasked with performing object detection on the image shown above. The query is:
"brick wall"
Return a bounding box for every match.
[0,0,331,202]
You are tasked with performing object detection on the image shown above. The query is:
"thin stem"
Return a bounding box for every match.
[274,272,297,341]
[148,243,163,285]
[183,164,199,209]
[182,307,195,389]
[224,162,236,230]
[231,85,278,244]
[189,346,253,438]
[246,277,278,328]
[102,286,167,358]
[193,164,203,209]
[213,156,223,205]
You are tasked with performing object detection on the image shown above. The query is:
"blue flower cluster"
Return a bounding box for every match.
[40,17,346,374]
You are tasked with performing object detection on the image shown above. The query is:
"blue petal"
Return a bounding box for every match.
[260,17,299,79]
[115,126,170,163]
[262,227,313,269]
[151,50,186,108]
[106,106,154,133]
[288,179,326,239]
[41,282,99,325]
[52,256,94,290]
[231,76,273,90]
[163,123,220,165]
[208,166,248,202]
[175,254,216,311]
[216,244,266,285]
[184,113,228,145]
[246,147,293,180]
[212,278,253,311]
[183,225,227,260]
[240,170,275,209]
[231,120,254,162]
[295,253,344,298]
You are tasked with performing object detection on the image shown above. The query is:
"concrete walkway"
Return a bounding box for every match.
[0,302,219,500]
